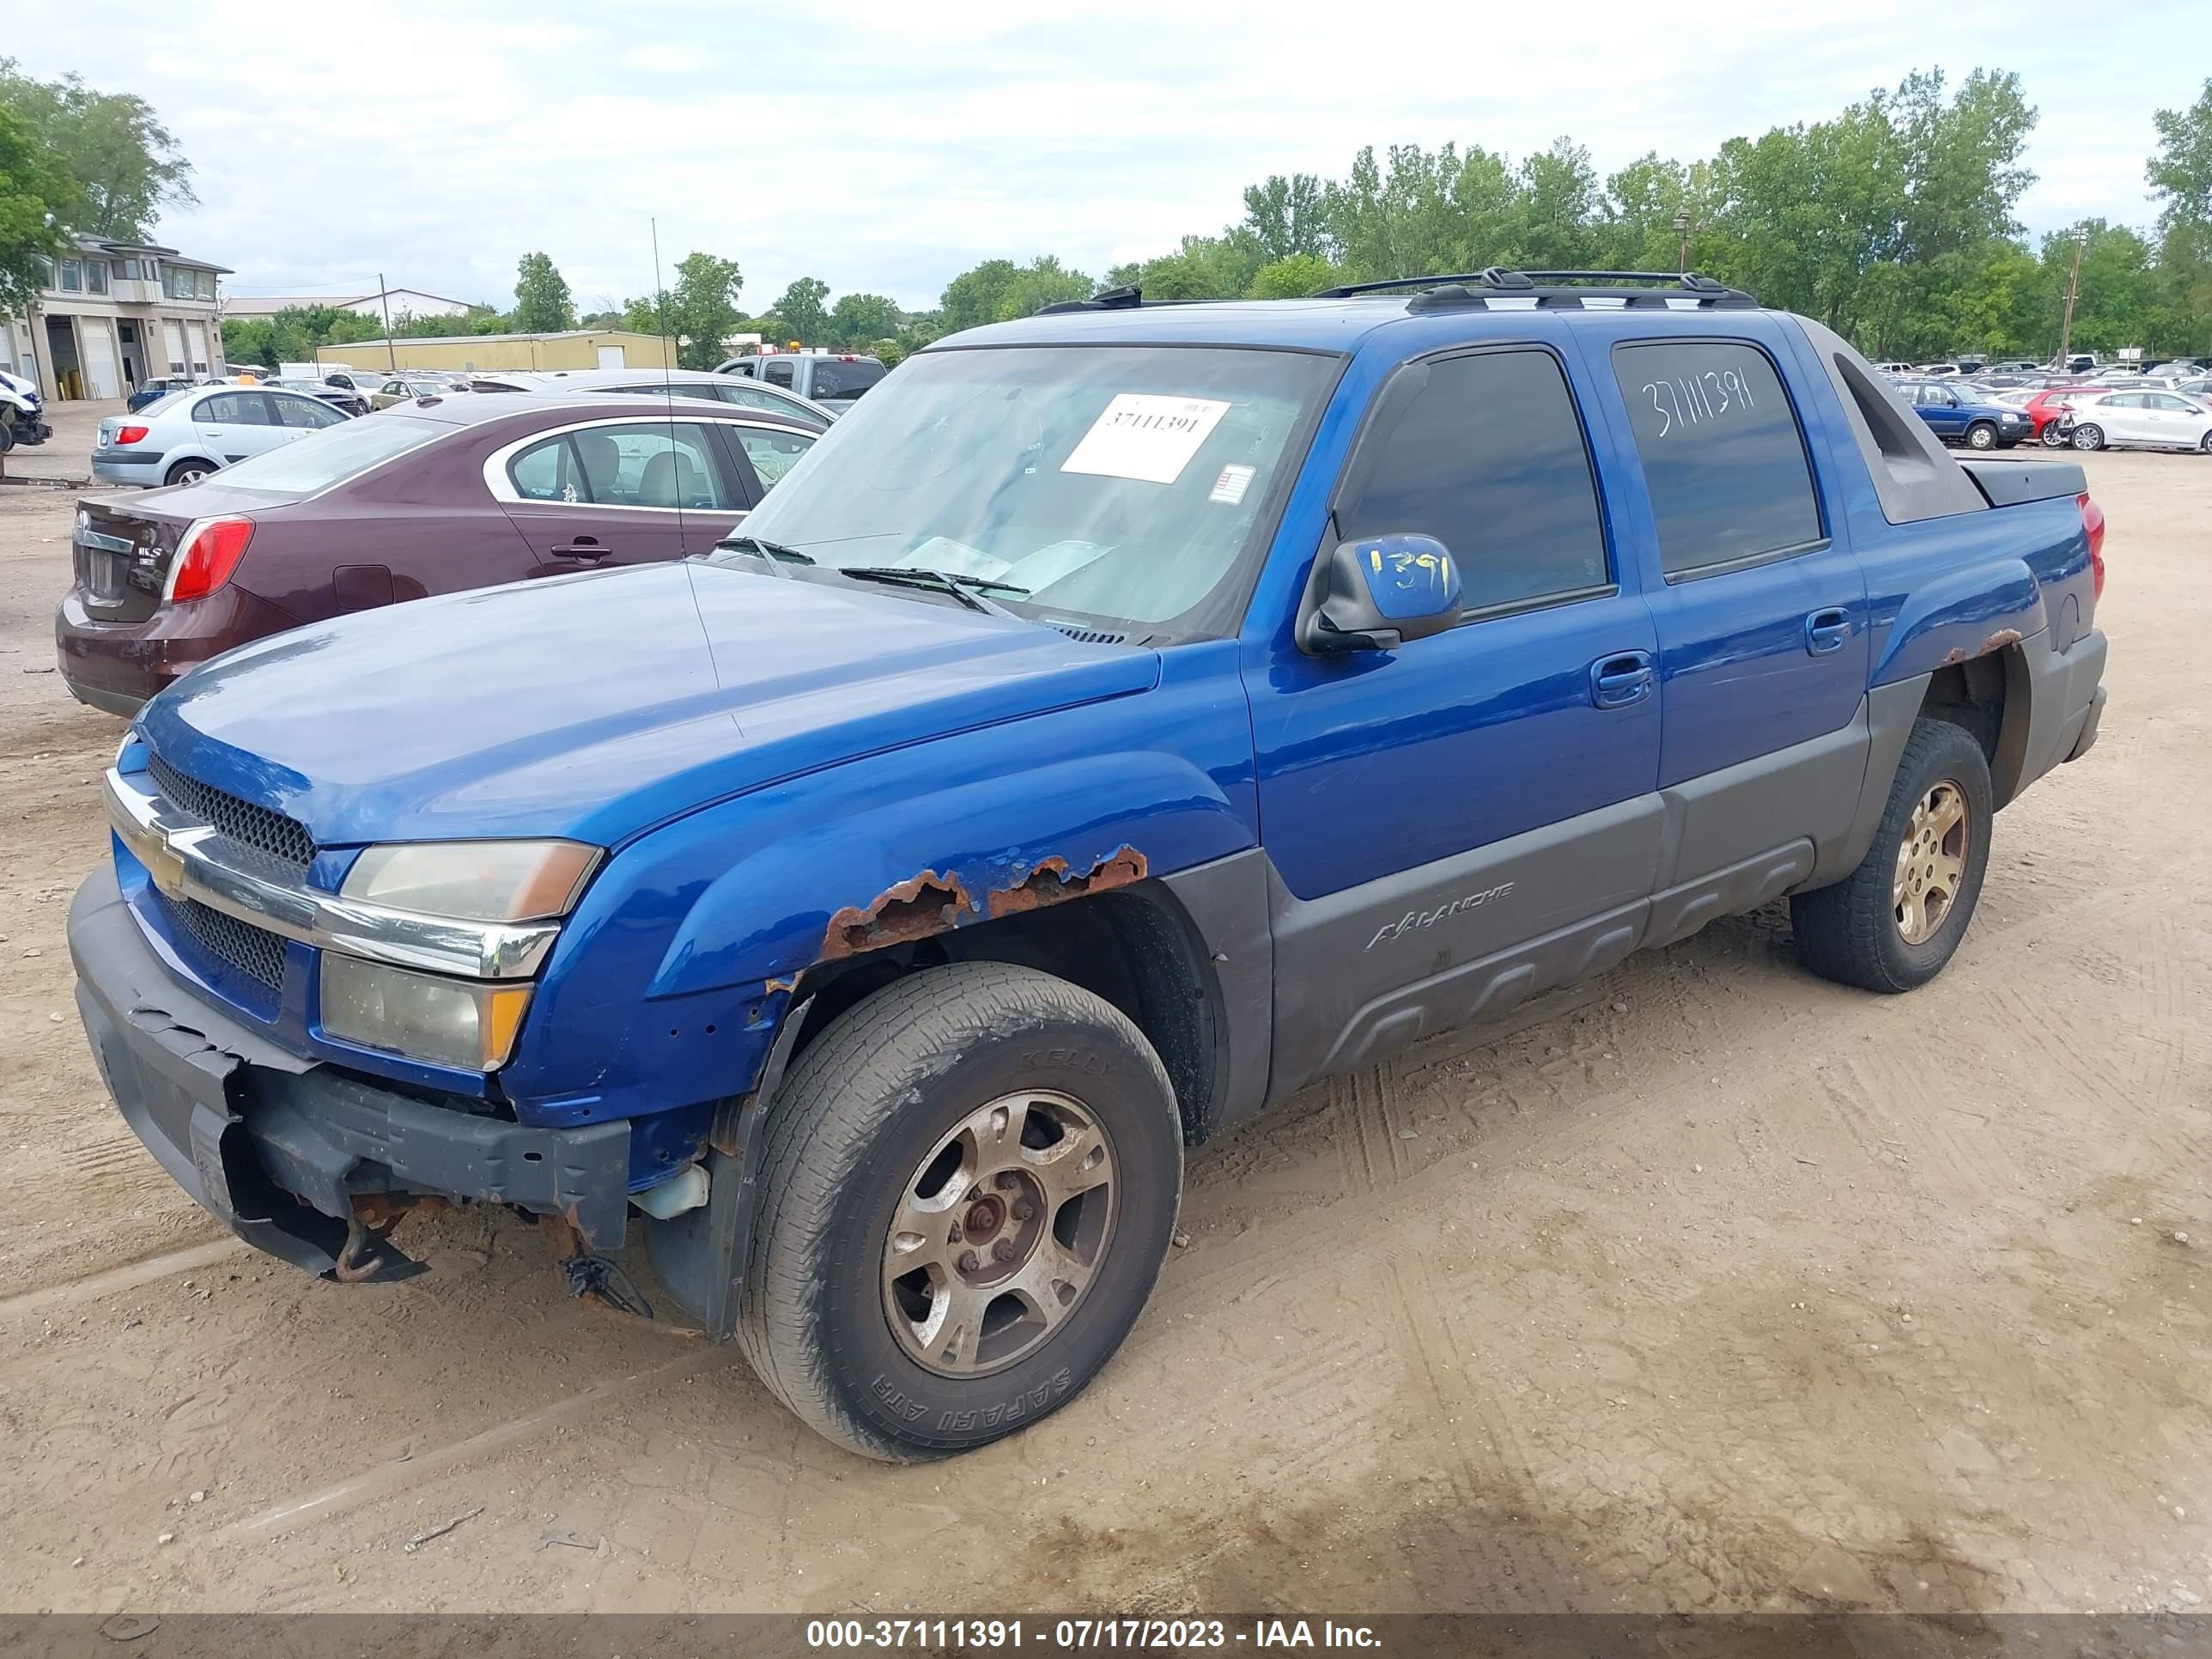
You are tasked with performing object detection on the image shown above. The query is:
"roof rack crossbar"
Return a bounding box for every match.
[1035,283,1143,316]
[1314,267,1759,308]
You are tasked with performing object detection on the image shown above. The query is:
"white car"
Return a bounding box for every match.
[2061,389,2212,453]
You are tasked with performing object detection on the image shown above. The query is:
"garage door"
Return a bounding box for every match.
[79,321,121,399]
[162,321,186,374]
[186,322,210,374]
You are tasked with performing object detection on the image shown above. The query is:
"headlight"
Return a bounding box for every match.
[320,954,533,1071]
[342,840,598,921]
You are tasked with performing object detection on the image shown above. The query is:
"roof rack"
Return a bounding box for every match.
[1312,268,1759,310]
[1035,283,1144,316]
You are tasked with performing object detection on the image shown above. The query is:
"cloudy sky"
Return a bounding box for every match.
[14,1,2209,316]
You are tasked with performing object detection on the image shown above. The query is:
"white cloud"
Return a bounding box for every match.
[11,0,2208,313]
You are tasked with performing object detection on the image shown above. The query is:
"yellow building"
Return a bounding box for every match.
[316,329,673,374]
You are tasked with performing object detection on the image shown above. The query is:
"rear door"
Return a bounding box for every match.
[191,391,281,466]
[269,391,347,441]
[1599,330,1869,884]
[492,416,750,570]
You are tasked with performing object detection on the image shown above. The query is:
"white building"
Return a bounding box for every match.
[3,234,230,400]
[221,288,481,321]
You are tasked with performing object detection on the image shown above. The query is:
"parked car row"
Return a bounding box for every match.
[61,392,820,711]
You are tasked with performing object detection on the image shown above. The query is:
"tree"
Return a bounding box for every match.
[1248,253,1340,299]
[0,100,70,322]
[2148,78,2212,235]
[935,257,1091,333]
[828,291,901,348]
[775,276,831,346]
[512,252,574,333]
[1243,173,1328,261]
[665,252,744,368]
[0,59,195,241]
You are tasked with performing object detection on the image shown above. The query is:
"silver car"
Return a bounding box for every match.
[471,367,834,428]
[90,384,353,489]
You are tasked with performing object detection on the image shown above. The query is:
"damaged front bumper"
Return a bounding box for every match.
[68,864,630,1278]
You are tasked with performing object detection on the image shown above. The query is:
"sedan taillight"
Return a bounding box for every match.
[166,516,255,604]
[2077,493,2106,602]
[115,425,149,445]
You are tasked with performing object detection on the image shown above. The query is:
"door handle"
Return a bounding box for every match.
[1589,650,1656,710]
[1804,607,1852,655]
[550,537,609,560]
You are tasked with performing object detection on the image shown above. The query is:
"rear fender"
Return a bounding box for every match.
[1871,558,2045,686]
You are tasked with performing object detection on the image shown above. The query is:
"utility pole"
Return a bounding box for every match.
[2057,230,2087,368]
[378,272,398,372]
[1674,210,1689,276]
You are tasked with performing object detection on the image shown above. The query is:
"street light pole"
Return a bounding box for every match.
[2057,230,2087,368]
[1674,210,1689,276]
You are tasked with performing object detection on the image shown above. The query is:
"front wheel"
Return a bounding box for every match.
[2199,431,2212,454]
[1966,422,1997,450]
[738,961,1183,1462]
[2070,423,2105,451]
[1790,717,1993,994]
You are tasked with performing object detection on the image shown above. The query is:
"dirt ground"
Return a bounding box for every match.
[0,456,2205,1620]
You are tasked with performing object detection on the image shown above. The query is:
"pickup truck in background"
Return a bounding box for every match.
[712,350,885,416]
[70,270,2106,1464]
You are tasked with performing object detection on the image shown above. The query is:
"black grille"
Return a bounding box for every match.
[148,751,316,871]
[152,888,289,991]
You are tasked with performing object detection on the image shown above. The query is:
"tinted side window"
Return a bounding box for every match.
[811,360,884,399]
[1337,349,1608,612]
[1613,341,1822,576]
[763,360,796,388]
[733,426,814,490]
[198,392,270,425]
[510,435,586,501]
[570,422,734,509]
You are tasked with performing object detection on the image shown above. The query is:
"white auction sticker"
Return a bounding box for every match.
[1060,393,1231,485]
[1208,463,1255,505]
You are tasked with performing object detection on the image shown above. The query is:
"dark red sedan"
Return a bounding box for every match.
[56,392,822,714]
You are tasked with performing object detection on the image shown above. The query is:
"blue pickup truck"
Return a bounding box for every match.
[70,270,2107,1462]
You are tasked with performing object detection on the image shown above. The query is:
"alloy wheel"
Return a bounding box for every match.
[882,1091,1117,1377]
[1893,781,1969,945]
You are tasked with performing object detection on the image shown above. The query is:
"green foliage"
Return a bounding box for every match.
[662,252,744,368]
[775,276,831,347]
[1243,173,1328,261]
[512,251,574,333]
[937,256,1094,334]
[0,58,194,242]
[2148,78,2212,237]
[1248,253,1341,299]
[220,303,390,368]
[828,290,901,348]
[0,100,70,321]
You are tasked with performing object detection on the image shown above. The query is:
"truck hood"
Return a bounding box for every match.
[137,562,1158,848]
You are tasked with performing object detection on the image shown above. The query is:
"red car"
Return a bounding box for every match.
[2021,386,2111,446]
[55,393,822,714]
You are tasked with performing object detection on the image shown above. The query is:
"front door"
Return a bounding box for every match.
[1599,331,1869,883]
[1253,343,1665,1091]
[496,416,749,571]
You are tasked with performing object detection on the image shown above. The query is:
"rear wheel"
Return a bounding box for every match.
[2039,423,2067,447]
[1966,421,1997,450]
[2199,431,2212,454]
[738,961,1183,1462]
[1790,718,1993,994]
[163,459,211,487]
[2070,423,2105,452]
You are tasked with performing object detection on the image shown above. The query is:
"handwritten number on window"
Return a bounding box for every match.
[1642,365,1757,438]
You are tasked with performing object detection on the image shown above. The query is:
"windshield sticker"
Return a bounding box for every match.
[1060,393,1231,485]
[1208,463,1255,505]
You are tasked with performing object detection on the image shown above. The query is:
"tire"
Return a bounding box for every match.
[2070,423,2105,452]
[738,960,1183,1462]
[163,460,211,487]
[2040,424,2067,447]
[0,421,14,454]
[2199,431,2212,454]
[1966,422,1997,450]
[1790,718,1993,994]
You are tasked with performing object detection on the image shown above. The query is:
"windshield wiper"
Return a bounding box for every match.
[712,534,816,575]
[836,566,1029,617]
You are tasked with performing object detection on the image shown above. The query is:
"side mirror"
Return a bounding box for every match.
[1297,532,1462,655]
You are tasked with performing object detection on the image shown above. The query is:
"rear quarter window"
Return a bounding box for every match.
[1613,340,1824,577]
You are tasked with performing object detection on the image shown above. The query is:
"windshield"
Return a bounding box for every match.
[200,413,445,496]
[712,345,1334,634]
